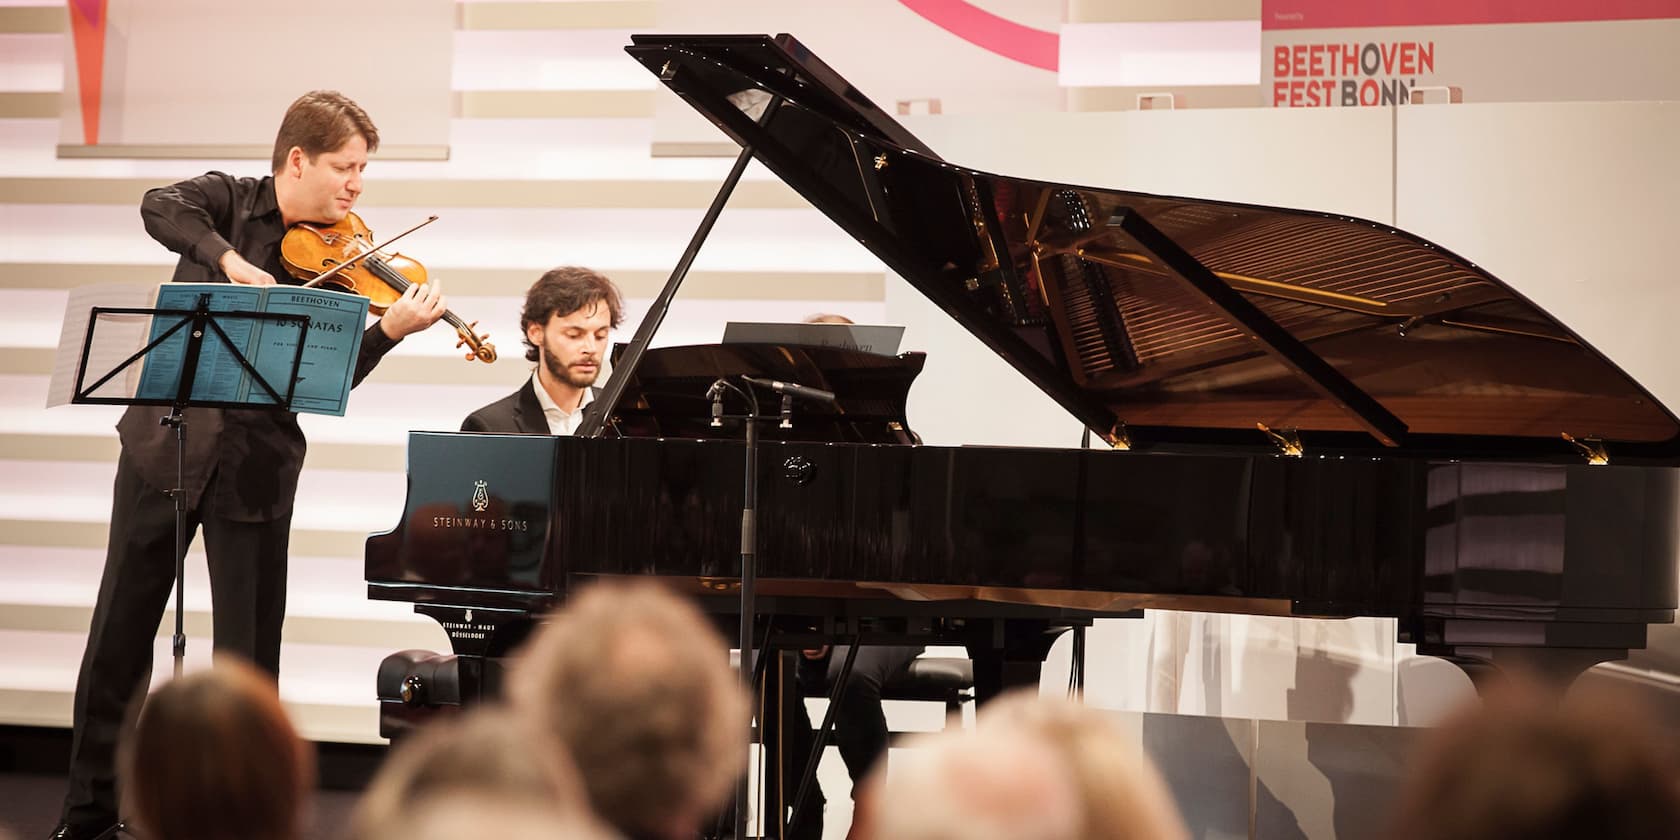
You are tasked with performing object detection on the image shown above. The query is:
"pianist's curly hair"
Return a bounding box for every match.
[508,580,748,838]
[521,266,625,363]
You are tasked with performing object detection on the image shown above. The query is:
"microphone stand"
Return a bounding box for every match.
[709,376,760,840]
[709,374,835,839]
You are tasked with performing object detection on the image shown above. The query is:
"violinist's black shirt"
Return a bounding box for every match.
[122,171,400,521]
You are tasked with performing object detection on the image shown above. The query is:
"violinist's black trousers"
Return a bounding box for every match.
[59,453,291,831]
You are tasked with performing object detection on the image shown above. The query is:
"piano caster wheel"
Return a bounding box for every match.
[400,675,425,705]
[782,456,816,485]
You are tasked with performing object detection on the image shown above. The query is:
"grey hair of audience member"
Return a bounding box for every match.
[804,312,854,324]
[855,725,1083,840]
[345,705,596,840]
[982,690,1188,840]
[359,792,614,840]
[508,580,749,840]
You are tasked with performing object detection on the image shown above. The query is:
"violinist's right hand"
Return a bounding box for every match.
[219,249,276,286]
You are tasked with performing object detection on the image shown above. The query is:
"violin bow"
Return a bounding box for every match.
[299,214,441,289]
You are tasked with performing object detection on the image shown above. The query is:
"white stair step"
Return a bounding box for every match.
[0,459,405,533]
[453,29,652,91]
[0,117,747,180]
[0,628,443,742]
[0,205,883,272]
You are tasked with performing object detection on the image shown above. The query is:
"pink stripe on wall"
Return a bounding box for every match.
[1263,0,1680,30]
[898,0,1059,71]
[68,0,108,146]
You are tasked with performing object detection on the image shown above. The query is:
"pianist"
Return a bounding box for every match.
[461,266,623,435]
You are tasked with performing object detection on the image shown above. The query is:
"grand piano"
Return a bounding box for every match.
[366,35,1680,710]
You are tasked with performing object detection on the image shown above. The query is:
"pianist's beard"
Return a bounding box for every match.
[543,350,601,389]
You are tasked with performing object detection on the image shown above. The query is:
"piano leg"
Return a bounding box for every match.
[756,649,824,840]
[1417,615,1652,696]
[962,619,1075,705]
[1438,646,1632,696]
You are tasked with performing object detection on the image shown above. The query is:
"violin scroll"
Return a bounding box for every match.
[456,322,497,363]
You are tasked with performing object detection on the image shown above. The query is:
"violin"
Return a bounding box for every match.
[278,212,496,363]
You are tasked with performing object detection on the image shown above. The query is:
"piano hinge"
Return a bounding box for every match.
[1257,423,1304,457]
[698,577,740,593]
[873,153,889,170]
[1562,433,1609,465]
[1105,422,1132,451]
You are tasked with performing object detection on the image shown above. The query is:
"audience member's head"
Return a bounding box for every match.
[855,725,1082,840]
[121,658,313,840]
[1386,677,1680,840]
[804,312,855,324]
[984,691,1188,840]
[358,792,613,840]
[346,705,595,840]
[509,580,748,840]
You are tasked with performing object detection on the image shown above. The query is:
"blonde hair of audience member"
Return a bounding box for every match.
[1386,677,1680,840]
[120,658,312,840]
[509,580,749,840]
[360,792,614,840]
[855,725,1083,840]
[983,691,1188,840]
[345,705,594,840]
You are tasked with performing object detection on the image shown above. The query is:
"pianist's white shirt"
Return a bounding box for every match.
[531,371,595,436]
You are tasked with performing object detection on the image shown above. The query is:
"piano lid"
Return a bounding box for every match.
[626,34,1680,460]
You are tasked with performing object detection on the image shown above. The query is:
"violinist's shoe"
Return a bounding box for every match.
[46,820,121,840]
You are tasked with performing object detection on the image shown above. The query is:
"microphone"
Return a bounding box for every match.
[707,379,726,427]
[742,376,837,405]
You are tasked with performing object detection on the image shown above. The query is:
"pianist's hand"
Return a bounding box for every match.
[379,277,448,340]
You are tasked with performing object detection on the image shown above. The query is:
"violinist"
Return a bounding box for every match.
[49,90,446,840]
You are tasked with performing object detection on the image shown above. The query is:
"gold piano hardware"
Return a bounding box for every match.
[1029,249,1052,309]
[658,61,676,81]
[697,577,740,592]
[873,153,889,170]
[1024,193,1051,244]
[1071,247,1392,312]
[1562,433,1609,465]
[1106,422,1132,451]
[1258,423,1304,457]
[888,421,905,432]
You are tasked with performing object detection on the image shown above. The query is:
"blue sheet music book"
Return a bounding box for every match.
[135,283,370,416]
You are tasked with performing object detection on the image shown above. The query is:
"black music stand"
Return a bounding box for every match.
[70,292,309,680]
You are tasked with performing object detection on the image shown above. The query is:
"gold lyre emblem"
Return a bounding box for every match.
[472,480,490,512]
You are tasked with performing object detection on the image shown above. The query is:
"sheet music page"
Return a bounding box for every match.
[134,283,266,403]
[248,287,370,416]
[45,284,159,407]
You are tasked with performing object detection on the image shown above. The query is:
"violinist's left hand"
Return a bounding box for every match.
[379,278,447,340]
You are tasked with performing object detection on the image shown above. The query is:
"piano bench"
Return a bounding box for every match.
[811,656,974,732]
[376,649,466,740]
